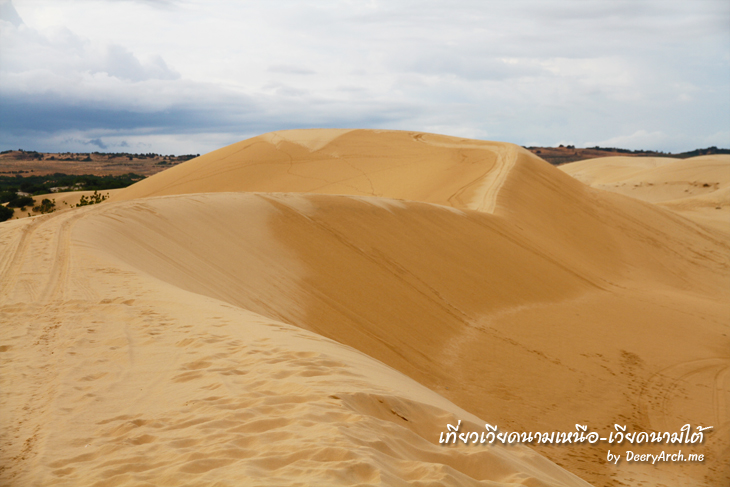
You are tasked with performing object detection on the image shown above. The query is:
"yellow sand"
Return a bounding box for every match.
[109,130,518,213]
[2,130,728,486]
[5,189,121,220]
[559,155,730,233]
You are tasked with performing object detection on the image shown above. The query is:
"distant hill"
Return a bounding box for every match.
[0,149,200,176]
[525,145,729,165]
[3,146,728,174]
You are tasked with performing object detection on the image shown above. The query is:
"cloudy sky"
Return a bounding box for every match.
[1,0,728,155]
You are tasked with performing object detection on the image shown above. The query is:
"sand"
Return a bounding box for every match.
[2,129,728,486]
[5,189,122,221]
[559,155,730,234]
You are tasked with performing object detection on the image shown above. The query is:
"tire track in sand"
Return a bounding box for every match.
[444,143,517,214]
[0,218,43,304]
[38,211,84,304]
[0,209,88,305]
[408,132,518,214]
[0,209,92,484]
[471,143,518,214]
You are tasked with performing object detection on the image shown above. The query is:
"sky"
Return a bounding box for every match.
[0,0,728,155]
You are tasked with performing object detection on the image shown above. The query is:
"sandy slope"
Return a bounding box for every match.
[559,155,730,233]
[0,202,589,487]
[4,189,122,221]
[2,130,729,486]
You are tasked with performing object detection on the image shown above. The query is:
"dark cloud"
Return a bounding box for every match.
[0,86,420,153]
[86,138,108,149]
[0,93,250,134]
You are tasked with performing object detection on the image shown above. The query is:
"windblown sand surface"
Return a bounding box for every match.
[2,130,728,486]
[559,155,730,234]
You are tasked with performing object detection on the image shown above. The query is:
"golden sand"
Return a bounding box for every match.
[2,130,728,486]
[559,154,730,234]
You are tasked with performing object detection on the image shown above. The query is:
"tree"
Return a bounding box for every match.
[0,204,13,222]
[0,190,16,204]
[32,198,56,214]
[6,195,34,208]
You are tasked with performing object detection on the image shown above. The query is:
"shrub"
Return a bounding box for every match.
[0,190,17,204]
[0,204,13,222]
[76,191,109,207]
[33,198,56,214]
[7,195,34,208]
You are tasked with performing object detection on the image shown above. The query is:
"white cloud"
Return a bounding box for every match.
[1,0,729,153]
[267,65,317,75]
[0,19,178,86]
[101,45,179,82]
[0,0,22,26]
[585,130,668,150]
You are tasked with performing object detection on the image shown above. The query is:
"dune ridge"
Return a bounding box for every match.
[110,130,524,215]
[2,129,728,486]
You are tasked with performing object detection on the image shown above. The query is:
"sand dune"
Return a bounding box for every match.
[1,200,589,487]
[2,130,729,486]
[110,129,520,213]
[559,155,730,233]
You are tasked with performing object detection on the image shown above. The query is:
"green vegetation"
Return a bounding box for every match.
[3,149,200,162]
[5,195,34,208]
[33,198,56,214]
[0,190,16,203]
[674,146,730,158]
[0,204,13,222]
[75,191,108,207]
[0,173,144,196]
[586,146,656,154]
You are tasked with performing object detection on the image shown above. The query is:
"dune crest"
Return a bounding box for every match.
[110,129,532,215]
[261,128,356,152]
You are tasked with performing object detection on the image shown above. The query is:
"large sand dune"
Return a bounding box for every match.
[2,130,729,486]
[110,129,519,213]
[559,155,730,234]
